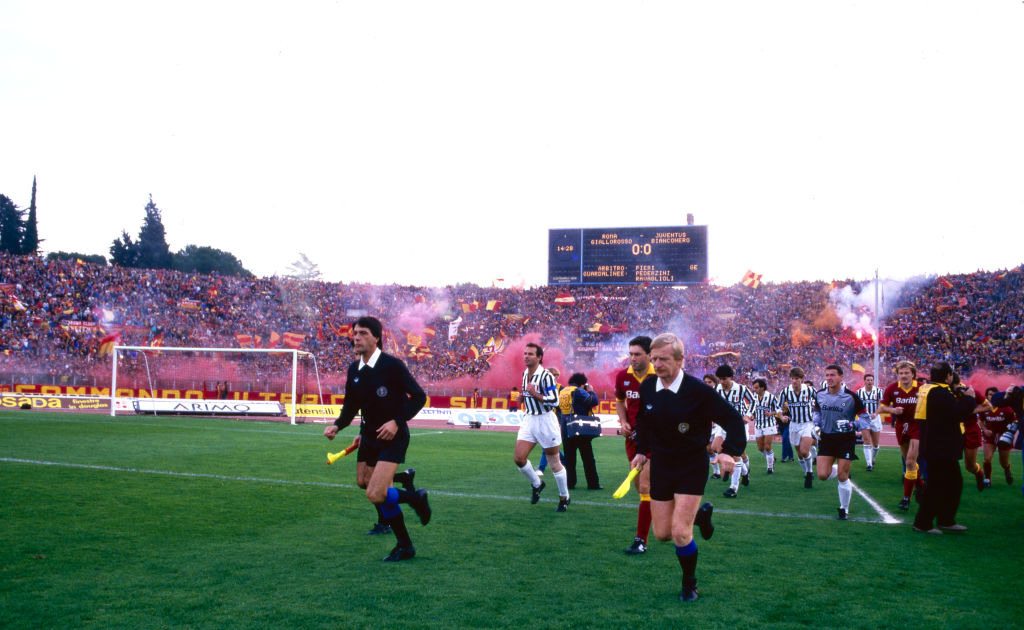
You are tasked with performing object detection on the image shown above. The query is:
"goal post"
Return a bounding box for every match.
[110,345,325,424]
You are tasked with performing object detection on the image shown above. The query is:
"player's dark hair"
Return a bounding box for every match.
[863,373,874,380]
[354,316,383,349]
[702,374,718,385]
[715,364,734,379]
[753,378,767,389]
[929,362,953,383]
[629,335,652,354]
[568,373,587,387]
[525,342,544,361]
[789,367,805,378]
[985,386,998,397]
[826,364,843,376]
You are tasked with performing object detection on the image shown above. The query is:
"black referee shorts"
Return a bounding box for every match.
[818,432,858,460]
[650,449,711,500]
[357,428,410,466]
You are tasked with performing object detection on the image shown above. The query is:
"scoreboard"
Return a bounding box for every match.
[548,226,707,285]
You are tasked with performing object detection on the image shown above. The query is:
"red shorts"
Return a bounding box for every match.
[895,419,920,442]
[983,420,1011,446]
[963,423,982,450]
[625,437,638,461]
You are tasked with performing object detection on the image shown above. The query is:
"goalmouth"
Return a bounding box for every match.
[110,345,326,424]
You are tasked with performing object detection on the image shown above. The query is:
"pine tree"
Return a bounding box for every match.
[110,230,139,267]
[0,194,24,254]
[21,176,39,254]
[136,195,173,269]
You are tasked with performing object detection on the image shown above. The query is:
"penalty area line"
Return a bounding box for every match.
[0,457,894,524]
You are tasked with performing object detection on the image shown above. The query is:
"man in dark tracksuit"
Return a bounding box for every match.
[913,362,978,534]
[325,316,430,561]
[631,333,746,602]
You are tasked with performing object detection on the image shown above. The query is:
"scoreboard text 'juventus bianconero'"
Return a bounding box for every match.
[548,226,708,285]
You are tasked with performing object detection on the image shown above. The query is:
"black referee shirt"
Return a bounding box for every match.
[635,371,746,459]
[335,350,427,434]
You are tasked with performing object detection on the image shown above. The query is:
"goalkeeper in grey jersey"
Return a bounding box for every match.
[812,364,871,521]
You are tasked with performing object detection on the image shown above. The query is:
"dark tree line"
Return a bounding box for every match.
[0,177,40,255]
[0,180,252,278]
[110,195,252,277]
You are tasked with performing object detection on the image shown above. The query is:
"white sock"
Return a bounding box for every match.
[810,445,818,460]
[730,464,742,490]
[766,450,775,469]
[838,479,852,510]
[741,457,750,475]
[827,464,838,481]
[518,462,541,487]
[713,461,721,475]
[552,467,570,498]
[873,446,880,461]
[798,456,809,474]
[863,445,874,467]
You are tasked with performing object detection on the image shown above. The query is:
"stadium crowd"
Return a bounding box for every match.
[1,253,1022,395]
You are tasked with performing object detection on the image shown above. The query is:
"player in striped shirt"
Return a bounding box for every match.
[751,378,779,474]
[777,366,819,489]
[512,342,570,511]
[714,365,754,498]
[856,373,884,471]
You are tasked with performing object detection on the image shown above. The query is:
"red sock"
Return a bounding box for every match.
[902,476,915,499]
[636,499,652,543]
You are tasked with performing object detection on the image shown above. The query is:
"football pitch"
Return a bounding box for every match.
[2,411,1021,629]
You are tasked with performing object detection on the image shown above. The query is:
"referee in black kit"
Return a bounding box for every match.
[630,333,746,602]
[324,316,430,562]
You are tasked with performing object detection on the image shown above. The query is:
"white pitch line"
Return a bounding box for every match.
[4,415,447,438]
[850,479,902,524]
[1,456,893,524]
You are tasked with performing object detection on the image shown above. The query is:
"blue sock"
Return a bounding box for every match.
[381,487,402,518]
[675,540,697,558]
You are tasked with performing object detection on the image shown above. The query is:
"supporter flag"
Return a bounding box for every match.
[588,322,612,334]
[254,335,262,348]
[75,258,86,265]
[178,299,201,311]
[98,332,121,357]
[851,363,866,374]
[486,300,501,311]
[150,332,165,348]
[407,333,423,347]
[414,294,426,303]
[469,345,480,359]
[423,326,436,339]
[995,272,1008,280]
[554,293,576,305]
[938,277,954,289]
[741,270,762,289]
[267,331,281,348]
[235,333,253,347]
[713,286,726,293]
[482,337,497,354]
[282,332,304,349]
[448,316,462,342]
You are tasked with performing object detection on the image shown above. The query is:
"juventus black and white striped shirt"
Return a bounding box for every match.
[521,367,558,415]
[777,383,817,424]
[752,391,778,429]
[856,386,883,415]
[715,382,755,417]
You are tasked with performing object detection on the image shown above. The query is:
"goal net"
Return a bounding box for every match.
[110,346,326,424]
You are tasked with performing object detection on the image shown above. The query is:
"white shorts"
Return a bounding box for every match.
[755,425,778,438]
[864,415,883,433]
[789,422,815,447]
[709,423,725,443]
[516,411,562,449]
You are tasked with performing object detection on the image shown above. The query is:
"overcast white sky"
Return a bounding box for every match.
[1,1,1022,288]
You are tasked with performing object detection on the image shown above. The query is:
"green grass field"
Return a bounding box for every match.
[2,411,1022,629]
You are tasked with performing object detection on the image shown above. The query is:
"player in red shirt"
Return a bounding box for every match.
[962,381,992,490]
[878,361,922,510]
[615,335,656,555]
[980,386,1017,487]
